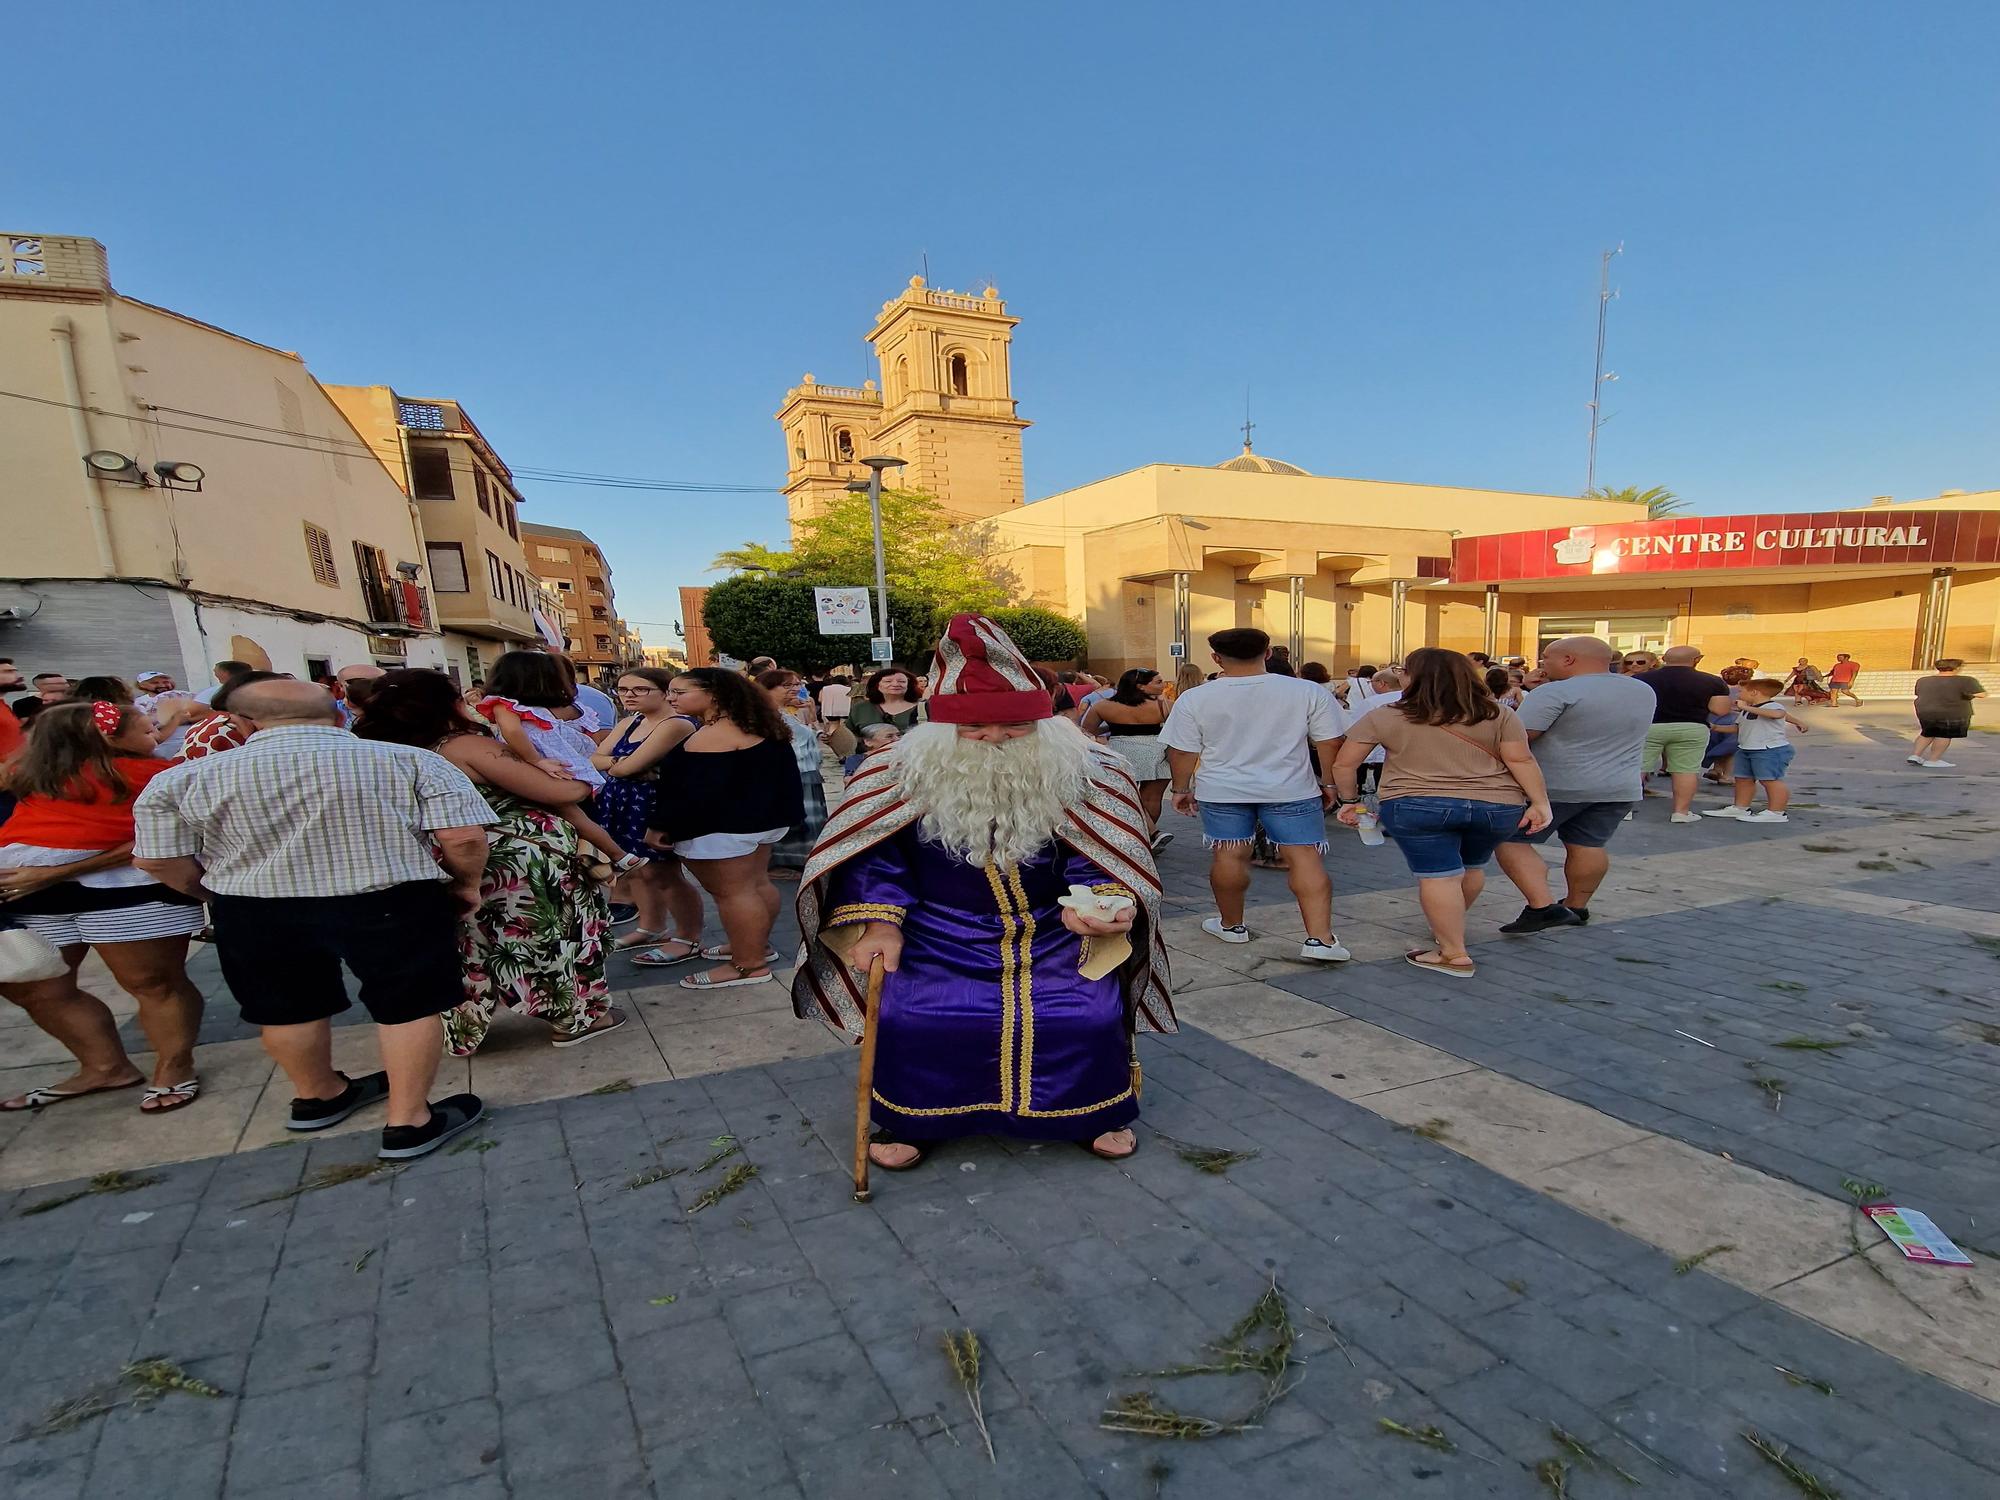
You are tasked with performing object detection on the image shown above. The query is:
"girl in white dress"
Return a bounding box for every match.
[479,653,641,879]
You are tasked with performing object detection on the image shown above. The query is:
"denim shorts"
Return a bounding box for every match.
[1378,796,1526,879]
[1197,796,1327,849]
[1735,745,1795,782]
[1509,800,1631,850]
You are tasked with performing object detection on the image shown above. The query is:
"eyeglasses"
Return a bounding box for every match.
[616,685,661,694]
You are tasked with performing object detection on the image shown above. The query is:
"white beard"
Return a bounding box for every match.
[890,719,1094,869]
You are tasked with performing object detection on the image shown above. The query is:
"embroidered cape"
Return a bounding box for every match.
[791,747,1176,1041]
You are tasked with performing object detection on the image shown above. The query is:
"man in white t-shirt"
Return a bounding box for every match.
[1161,627,1351,963]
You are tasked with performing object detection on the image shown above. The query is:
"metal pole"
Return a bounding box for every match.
[868,465,890,644]
[1389,580,1409,663]
[1586,245,1621,493]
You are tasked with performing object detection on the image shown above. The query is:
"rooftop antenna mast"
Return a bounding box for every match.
[1585,244,1623,493]
[1241,384,1255,453]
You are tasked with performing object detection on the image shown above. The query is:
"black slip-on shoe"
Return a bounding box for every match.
[1498,904,1585,936]
[288,1071,391,1132]
[378,1094,486,1160]
[1566,907,1592,925]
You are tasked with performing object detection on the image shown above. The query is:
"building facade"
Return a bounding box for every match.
[776,277,1028,534]
[0,233,445,688]
[522,523,626,681]
[988,452,2000,677]
[325,386,541,685]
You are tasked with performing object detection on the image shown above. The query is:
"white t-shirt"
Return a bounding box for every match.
[1160,673,1345,803]
[819,683,852,717]
[1735,700,1794,751]
[1360,690,1402,764]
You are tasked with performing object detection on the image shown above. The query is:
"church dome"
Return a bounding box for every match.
[1216,442,1310,477]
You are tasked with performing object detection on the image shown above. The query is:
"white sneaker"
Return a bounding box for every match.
[1702,806,1750,819]
[1202,917,1252,943]
[1922,760,1956,769]
[1906,755,1925,765]
[1299,937,1351,963]
[1669,811,1703,824]
[1739,809,1789,823]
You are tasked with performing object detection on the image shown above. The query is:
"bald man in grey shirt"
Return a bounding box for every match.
[1494,636,1656,933]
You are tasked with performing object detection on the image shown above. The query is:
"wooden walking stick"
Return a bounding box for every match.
[851,955,887,1203]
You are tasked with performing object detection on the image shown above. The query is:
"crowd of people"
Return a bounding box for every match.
[0,625,1983,1156]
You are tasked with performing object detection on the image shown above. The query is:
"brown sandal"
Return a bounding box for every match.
[1404,948,1476,979]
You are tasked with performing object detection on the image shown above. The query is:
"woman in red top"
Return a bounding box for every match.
[0,702,206,1113]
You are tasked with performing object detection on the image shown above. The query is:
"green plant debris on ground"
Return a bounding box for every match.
[1775,1365,1836,1396]
[447,1137,498,1155]
[1970,935,2000,953]
[695,1135,742,1173]
[1379,1417,1455,1452]
[1742,1430,1843,1499]
[1613,956,1666,965]
[1856,860,1898,872]
[1549,1425,1642,1484]
[1542,992,1611,1006]
[1775,1037,1850,1051]
[1100,1391,1251,1439]
[1104,1276,1301,1440]
[588,1078,634,1095]
[1536,1458,1571,1498]
[1749,1071,1786,1113]
[1408,1118,1453,1142]
[23,1359,227,1438]
[1840,1178,1888,1203]
[686,1162,759,1214]
[1153,1132,1260,1175]
[1799,843,1849,853]
[353,1248,375,1274]
[1504,1279,1529,1295]
[1971,1023,2000,1046]
[943,1328,996,1463]
[1672,1243,1736,1275]
[1838,1178,1935,1324]
[242,1160,399,1208]
[626,1166,684,1191]
[1761,981,1810,993]
[648,1294,678,1306]
[19,1169,164,1217]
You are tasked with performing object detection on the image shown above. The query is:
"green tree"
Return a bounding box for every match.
[1588,484,1687,519]
[708,541,798,574]
[715,489,1010,613]
[981,605,1086,663]
[701,574,941,674]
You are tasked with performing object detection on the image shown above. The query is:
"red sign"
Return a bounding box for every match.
[1451,509,2000,584]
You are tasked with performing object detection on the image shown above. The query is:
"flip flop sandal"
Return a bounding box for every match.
[2,1079,144,1112]
[867,1136,930,1171]
[630,938,702,967]
[552,1009,627,1048]
[613,928,669,952]
[1404,949,1477,979]
[1079,1133,1141,1162]
[678,968,775,990]
[140,1079,201,1114]
[698,944,781,966]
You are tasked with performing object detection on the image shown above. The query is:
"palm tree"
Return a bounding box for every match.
[710,542,797,574]
[1588,485,1687,519]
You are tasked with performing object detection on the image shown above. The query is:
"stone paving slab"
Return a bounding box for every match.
[2,1035,1994,1500]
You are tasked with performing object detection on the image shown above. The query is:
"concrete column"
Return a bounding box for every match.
[1389,580,1409,663]
[1916,568,1955,668]
[1482,585,1500,659]
[1288,575,1306,663]
[1172,572,1191,667]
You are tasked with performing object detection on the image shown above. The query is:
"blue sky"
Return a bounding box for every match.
[13,3,1995,643]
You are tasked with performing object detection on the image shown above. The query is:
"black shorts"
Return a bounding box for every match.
[1508,800,1631,850]
[1918,718,1970,741]
[211,882,463,1027]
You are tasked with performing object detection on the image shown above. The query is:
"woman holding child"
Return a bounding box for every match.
[360,670,621,1055]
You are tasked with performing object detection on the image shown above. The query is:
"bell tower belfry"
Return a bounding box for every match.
[866,278,1028,525]
[777,277,1029,541]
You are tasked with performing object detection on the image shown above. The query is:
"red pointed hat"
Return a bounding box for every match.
[923,613,1053,724]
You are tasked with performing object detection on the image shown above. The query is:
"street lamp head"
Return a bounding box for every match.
[844,479,871,494]
[860,455,907,473]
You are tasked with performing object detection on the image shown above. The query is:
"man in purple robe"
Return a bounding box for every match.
[792,614,1174,1168]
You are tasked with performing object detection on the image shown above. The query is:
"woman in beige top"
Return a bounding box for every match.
[1330,648,1551,979]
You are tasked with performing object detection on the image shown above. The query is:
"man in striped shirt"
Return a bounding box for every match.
[135,679,496,1160]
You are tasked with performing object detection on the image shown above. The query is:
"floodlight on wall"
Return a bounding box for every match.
[83,450,145,483]
[152,460,205,491]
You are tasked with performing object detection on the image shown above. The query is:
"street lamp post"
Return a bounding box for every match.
[848,455,907,657]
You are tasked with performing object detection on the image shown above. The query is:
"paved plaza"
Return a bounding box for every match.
[1,704,1996,1497]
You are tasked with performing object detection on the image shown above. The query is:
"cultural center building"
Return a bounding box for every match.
[782,281,1999,676]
